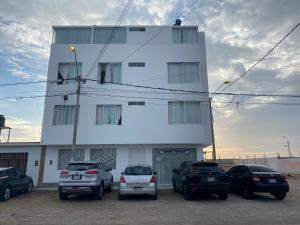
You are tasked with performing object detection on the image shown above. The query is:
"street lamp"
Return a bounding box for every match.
[209,81,231,161]
[69,45,81,161]
[283,136,292,158]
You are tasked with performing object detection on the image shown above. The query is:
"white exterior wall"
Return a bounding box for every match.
[0,144,41,185]
[41,26,212,146]
[43,145,203,183]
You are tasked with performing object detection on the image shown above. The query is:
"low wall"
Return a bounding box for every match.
[234,157,300,174]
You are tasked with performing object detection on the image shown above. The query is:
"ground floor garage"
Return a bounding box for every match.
[42,145,203,186]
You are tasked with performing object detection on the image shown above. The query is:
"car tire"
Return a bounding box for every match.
[118,193,124,200]
[172,180,178,193]
[27,181,33,193]
[241,185,253,199]
[183,184,192,201]
[218,192,228,200]
[151,193,158,200]
[0,186,11,201]
[58,189,68,200]
[108,179,113,192]
[273,192,286,200]
[94,184,103,200]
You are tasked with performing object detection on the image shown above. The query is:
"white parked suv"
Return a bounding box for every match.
[58,161,113,200]
[118,164,157,200]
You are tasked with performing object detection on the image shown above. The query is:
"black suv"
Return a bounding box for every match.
[0,167,33,201]
[172,161,229,200]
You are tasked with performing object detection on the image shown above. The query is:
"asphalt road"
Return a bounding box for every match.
[0,177,299,225]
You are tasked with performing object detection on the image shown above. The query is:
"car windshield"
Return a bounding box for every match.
[248,166,276,172]
[66,163,97,171]
[192,163,221,172]
[124,166,152,175]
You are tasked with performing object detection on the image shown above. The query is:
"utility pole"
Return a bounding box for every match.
[209,81,231,161]
[283,136,292,158]
[69,45,81,161]
[209,97,217,161]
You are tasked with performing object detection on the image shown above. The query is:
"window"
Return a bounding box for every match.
[57,149,85,170]
[57,63,82,84]
[128,101,145,106]
[96,105,122,125]
[90,148,117,169]
[172,28,198,43]
[168,63,199,83]
[54,28,92,44]
[53,105,75,125]
[129,27,146,32]
[98,63,121,83]
[94,27,126,44]
[128,62,145,67]
[168,101,201,124]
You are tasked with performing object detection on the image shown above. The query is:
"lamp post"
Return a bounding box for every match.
[283,136,292,158]
[69,45,81,161]
[209,81,231,161]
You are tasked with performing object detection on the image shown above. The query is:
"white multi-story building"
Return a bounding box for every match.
[40,25,212,186]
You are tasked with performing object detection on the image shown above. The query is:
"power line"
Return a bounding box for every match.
[84,0,133,80]
[0,80,48,87]
[219,22,300,93]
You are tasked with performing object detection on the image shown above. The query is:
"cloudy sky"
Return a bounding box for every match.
[0,0,299,158]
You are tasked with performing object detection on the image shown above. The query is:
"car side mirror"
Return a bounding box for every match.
[173,169,178,174]
[121,172,124,175]
[153,171,157,175]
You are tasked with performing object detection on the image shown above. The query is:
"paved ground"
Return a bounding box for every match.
[1,177,300,225]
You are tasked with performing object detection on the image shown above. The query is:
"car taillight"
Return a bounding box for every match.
[150,175,157,183]
[282,175,288,182]
[120,175,126,183]
[60,170,69,176]
[252,175,261,182]
[85,169,98,174]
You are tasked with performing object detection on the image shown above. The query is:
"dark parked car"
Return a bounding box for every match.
[0,167,33,201]
[172,161,229,200]
[226,164,289,200]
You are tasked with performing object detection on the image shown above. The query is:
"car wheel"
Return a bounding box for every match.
[27,182,33,193]
[241,185,253,199]
[183,184,192,201]
[94,184,103,200]
[118,193,124,200]
[58,189,68,200]
[218,192,228,200]
[108,179,113,192]
[172,180,177,193]
[0,186,11,201]
[151,193,158,200]
[273,192,286,200]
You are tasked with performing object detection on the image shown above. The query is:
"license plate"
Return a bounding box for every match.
[133,187,142,192]
[207,177,215,182]
[269,178,277,183]
[72,175,81,180]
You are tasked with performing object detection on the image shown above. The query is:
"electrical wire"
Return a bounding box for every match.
[219,22,300,93]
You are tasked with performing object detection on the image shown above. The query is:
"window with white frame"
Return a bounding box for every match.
[168,101,201,124]
[54,28,92,44]
[57,149,85,170]
[168,62,199,83]
[172,28,198,43]
[90,148,116,169]
[94,27,126,44]
[98,63,121,84]
[53,105,75,125]
[57,63,82,84]
[96,105,122,125]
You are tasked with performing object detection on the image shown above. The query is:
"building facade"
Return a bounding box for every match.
[40,25,212,186]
